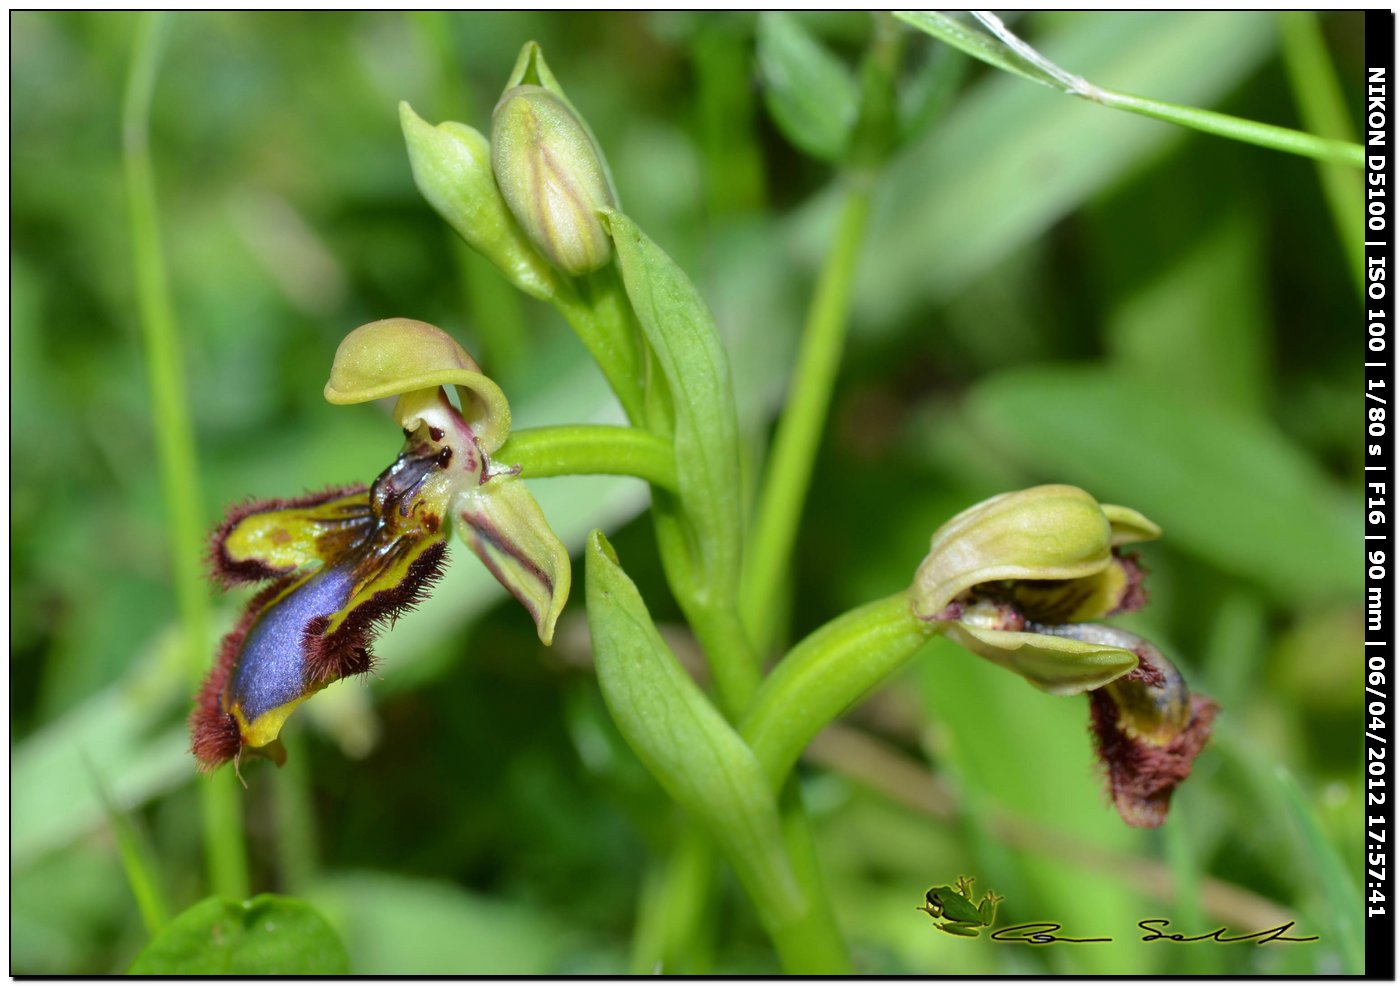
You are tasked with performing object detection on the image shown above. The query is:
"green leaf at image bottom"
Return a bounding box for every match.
[128,894,349,975]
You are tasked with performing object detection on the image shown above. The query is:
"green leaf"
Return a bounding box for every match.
[756,12,859,160]
[1273,766,1363,972]
[307,871,569,975]
[88,763,168,935]
[583,532,802,925]
[12,636,192,868]
[894,11,1051,88]
[600,209,742,605]
[966,366,1359,601]
[128,895,349,975]
[895,10,1362,167]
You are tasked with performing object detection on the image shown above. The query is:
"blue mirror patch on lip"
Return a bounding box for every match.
[229,564,356,720]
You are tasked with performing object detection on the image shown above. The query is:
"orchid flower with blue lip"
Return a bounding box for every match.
[191,318,570,773]
[912,484,1217,827]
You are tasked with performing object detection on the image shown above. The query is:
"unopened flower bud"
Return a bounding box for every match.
[400,102,559,301]
[491,85,615,276]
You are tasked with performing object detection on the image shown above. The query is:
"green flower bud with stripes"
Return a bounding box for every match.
[491,84,615,276]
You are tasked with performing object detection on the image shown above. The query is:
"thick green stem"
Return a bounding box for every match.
[123,11,248,900]
[652,499,761,718]
[554,269,648,423]
[498,425,677,491]
[741,183,873,653]
[744,593,938,790]
[771,782,851,974]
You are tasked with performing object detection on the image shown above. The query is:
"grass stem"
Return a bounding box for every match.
[741,183,872,653]
[122,10,248,901]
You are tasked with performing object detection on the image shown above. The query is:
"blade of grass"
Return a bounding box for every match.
[1214,727,1365,973]
[122,10,248,899]
[1163,806,1212,975]
[87,760,170,936]
[1276,11,1364,296]
[895,10,1364,168]
[1270,763,1365,973]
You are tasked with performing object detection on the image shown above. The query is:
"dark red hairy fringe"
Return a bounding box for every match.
[1119,647,1167,688]
[301,539,450,685]
[206,484,369,588]
[190,577,294,771]
[1088,689,1219,828]
[1110,550,1149,617]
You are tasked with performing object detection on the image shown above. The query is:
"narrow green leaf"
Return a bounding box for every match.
[87,762,168,935]
[756,12,860,161]
[600,209,742,607]
[894,11,1051,88]
[128,895,349,975]
[896,10,1363,167]
[1272,766,1365,973]
[1277,10,1365,294]
[967,366,1358,601]
[584,532,802,926]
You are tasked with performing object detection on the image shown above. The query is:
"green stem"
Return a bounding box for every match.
[554,270,649,424]
[742,182,872,653]
[761,823,845,980]
[498,425,677,491]
[738,591,936,974]
[1096,87,1363,168]
[743,593,937,790]
[1276,11,1364,296]
[772,782,851,974]
[895,10,1365,169]
[273,731,319,894]
[630,823,715,975]
[652,500,761,718]
[122,11,248,900]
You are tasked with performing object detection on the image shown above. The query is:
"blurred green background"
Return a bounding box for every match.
[11,10,1366,975]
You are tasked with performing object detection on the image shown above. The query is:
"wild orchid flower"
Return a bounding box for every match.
[190,318,570,773]
[912,484,1217,826]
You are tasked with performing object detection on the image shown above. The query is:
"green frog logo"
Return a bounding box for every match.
[918,875,1004,938]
